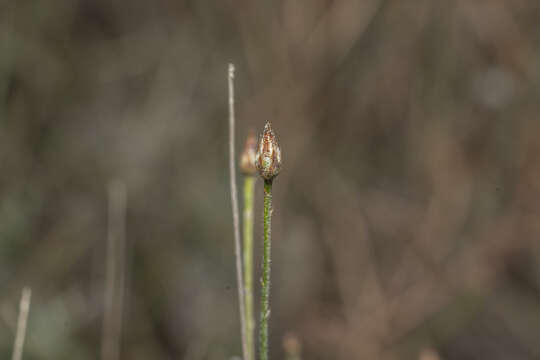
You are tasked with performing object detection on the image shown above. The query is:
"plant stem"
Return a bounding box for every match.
[228,63,248,360]
[259,179,273,360]
[243,175,256,360]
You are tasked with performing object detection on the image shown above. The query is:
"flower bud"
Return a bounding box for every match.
[240,130,257,175]
[255,121,282,180]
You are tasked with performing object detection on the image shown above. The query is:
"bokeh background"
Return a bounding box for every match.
[2,0,540,359]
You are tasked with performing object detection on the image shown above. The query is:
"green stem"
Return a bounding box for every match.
[260,179,273,360]
[243,176,256,360]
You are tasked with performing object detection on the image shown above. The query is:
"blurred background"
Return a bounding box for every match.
[1,0,540,359]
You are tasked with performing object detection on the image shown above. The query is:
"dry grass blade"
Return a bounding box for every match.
[12,287,32,360]
[228,63,248,360]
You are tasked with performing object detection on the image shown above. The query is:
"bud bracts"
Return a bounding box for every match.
[255,122,282,181]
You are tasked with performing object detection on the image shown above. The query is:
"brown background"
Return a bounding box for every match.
[1,1,540,359]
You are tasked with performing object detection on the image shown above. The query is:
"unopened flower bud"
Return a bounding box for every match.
[255,121,282,181]
[240,130,257,175]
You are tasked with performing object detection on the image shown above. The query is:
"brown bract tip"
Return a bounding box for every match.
[283,332,301,357]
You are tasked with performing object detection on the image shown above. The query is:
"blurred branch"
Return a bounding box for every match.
[101,181,127,360]
[0,7,14,121]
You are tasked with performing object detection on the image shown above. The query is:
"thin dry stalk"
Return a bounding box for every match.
[228,63,248,360]
[11,287,31,360]
[101,180,127,360]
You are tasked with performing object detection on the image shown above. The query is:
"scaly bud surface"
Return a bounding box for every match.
[255,122,282,181]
